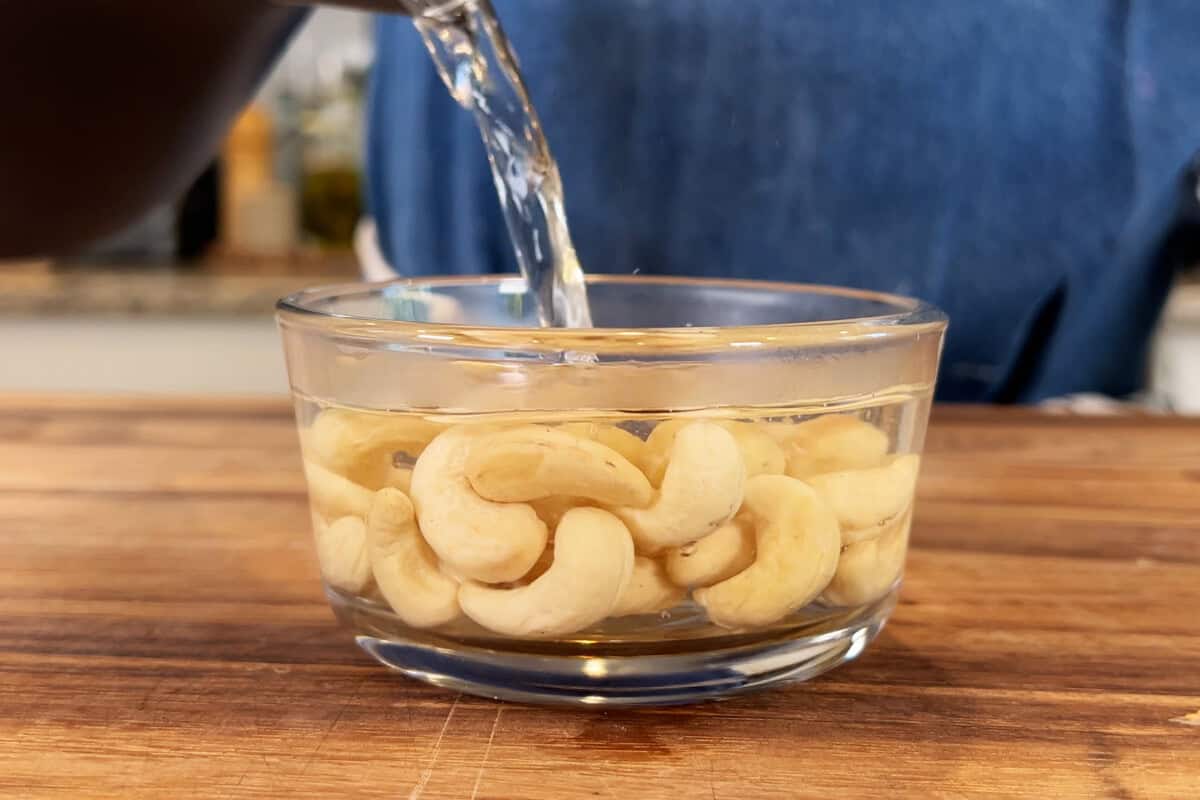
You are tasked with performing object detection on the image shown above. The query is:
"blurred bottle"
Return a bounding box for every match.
[221,103,300,256]
[297,38,371,250]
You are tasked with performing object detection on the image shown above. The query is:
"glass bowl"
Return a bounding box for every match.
[276,275,947,706]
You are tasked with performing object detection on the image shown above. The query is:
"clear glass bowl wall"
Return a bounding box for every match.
[277,276,947,705]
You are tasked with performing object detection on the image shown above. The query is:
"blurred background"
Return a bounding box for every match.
[0,9,372,396]
[1,7,1198,410]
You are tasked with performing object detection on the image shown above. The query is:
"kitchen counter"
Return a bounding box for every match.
[0,260,359,394]
[0,396,1197,798]
[0,257,358,318]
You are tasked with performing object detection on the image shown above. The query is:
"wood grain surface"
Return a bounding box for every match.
[1,395,1197,799]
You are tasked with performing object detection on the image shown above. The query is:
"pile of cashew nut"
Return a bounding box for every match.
[302,408,919,638]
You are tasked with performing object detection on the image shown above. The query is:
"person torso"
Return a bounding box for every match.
[368,0,1200,401]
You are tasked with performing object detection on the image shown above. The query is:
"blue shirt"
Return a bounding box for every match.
[367,0,1200,402]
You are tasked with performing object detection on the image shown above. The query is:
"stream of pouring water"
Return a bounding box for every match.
[413,0,593,328]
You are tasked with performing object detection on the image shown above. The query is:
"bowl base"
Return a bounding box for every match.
[337,591,896,707]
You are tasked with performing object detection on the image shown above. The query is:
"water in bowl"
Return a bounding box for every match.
[297,390,930,654]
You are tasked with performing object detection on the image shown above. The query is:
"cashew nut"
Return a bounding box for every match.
[304,459,375,520]
[528,496,588,529]
[664,517,756,588]
[725,422,788,477]
[839,511,902,547]
[409,427,548,583]
[822,511,912,607]
[458,507,635,637]
[383,466,413,495]
[613,422,745,554]
[611,557,686,617]
[466,425,653,508]
[306,408,443,489]
[642,419,784,485]
[559,422,648,473]
[807,454,920,543]
[640,420,691,485]
[312,513,373,594]
[367,488,460,628]
[781,415,889,479]
[694,475,840,628]
[521,539,556,583]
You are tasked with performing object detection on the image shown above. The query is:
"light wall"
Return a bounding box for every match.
[0,317,288,396]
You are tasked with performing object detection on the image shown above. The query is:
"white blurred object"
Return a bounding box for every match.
[1150,282,1200,414]
[355,217,397,281]
[259,9,373,103]
[354,218,474,322]
[1038,393,1169,416]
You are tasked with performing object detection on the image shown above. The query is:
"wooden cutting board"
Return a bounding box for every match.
[0,396,1197,799]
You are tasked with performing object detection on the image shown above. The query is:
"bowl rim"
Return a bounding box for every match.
[276,274,948,353]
